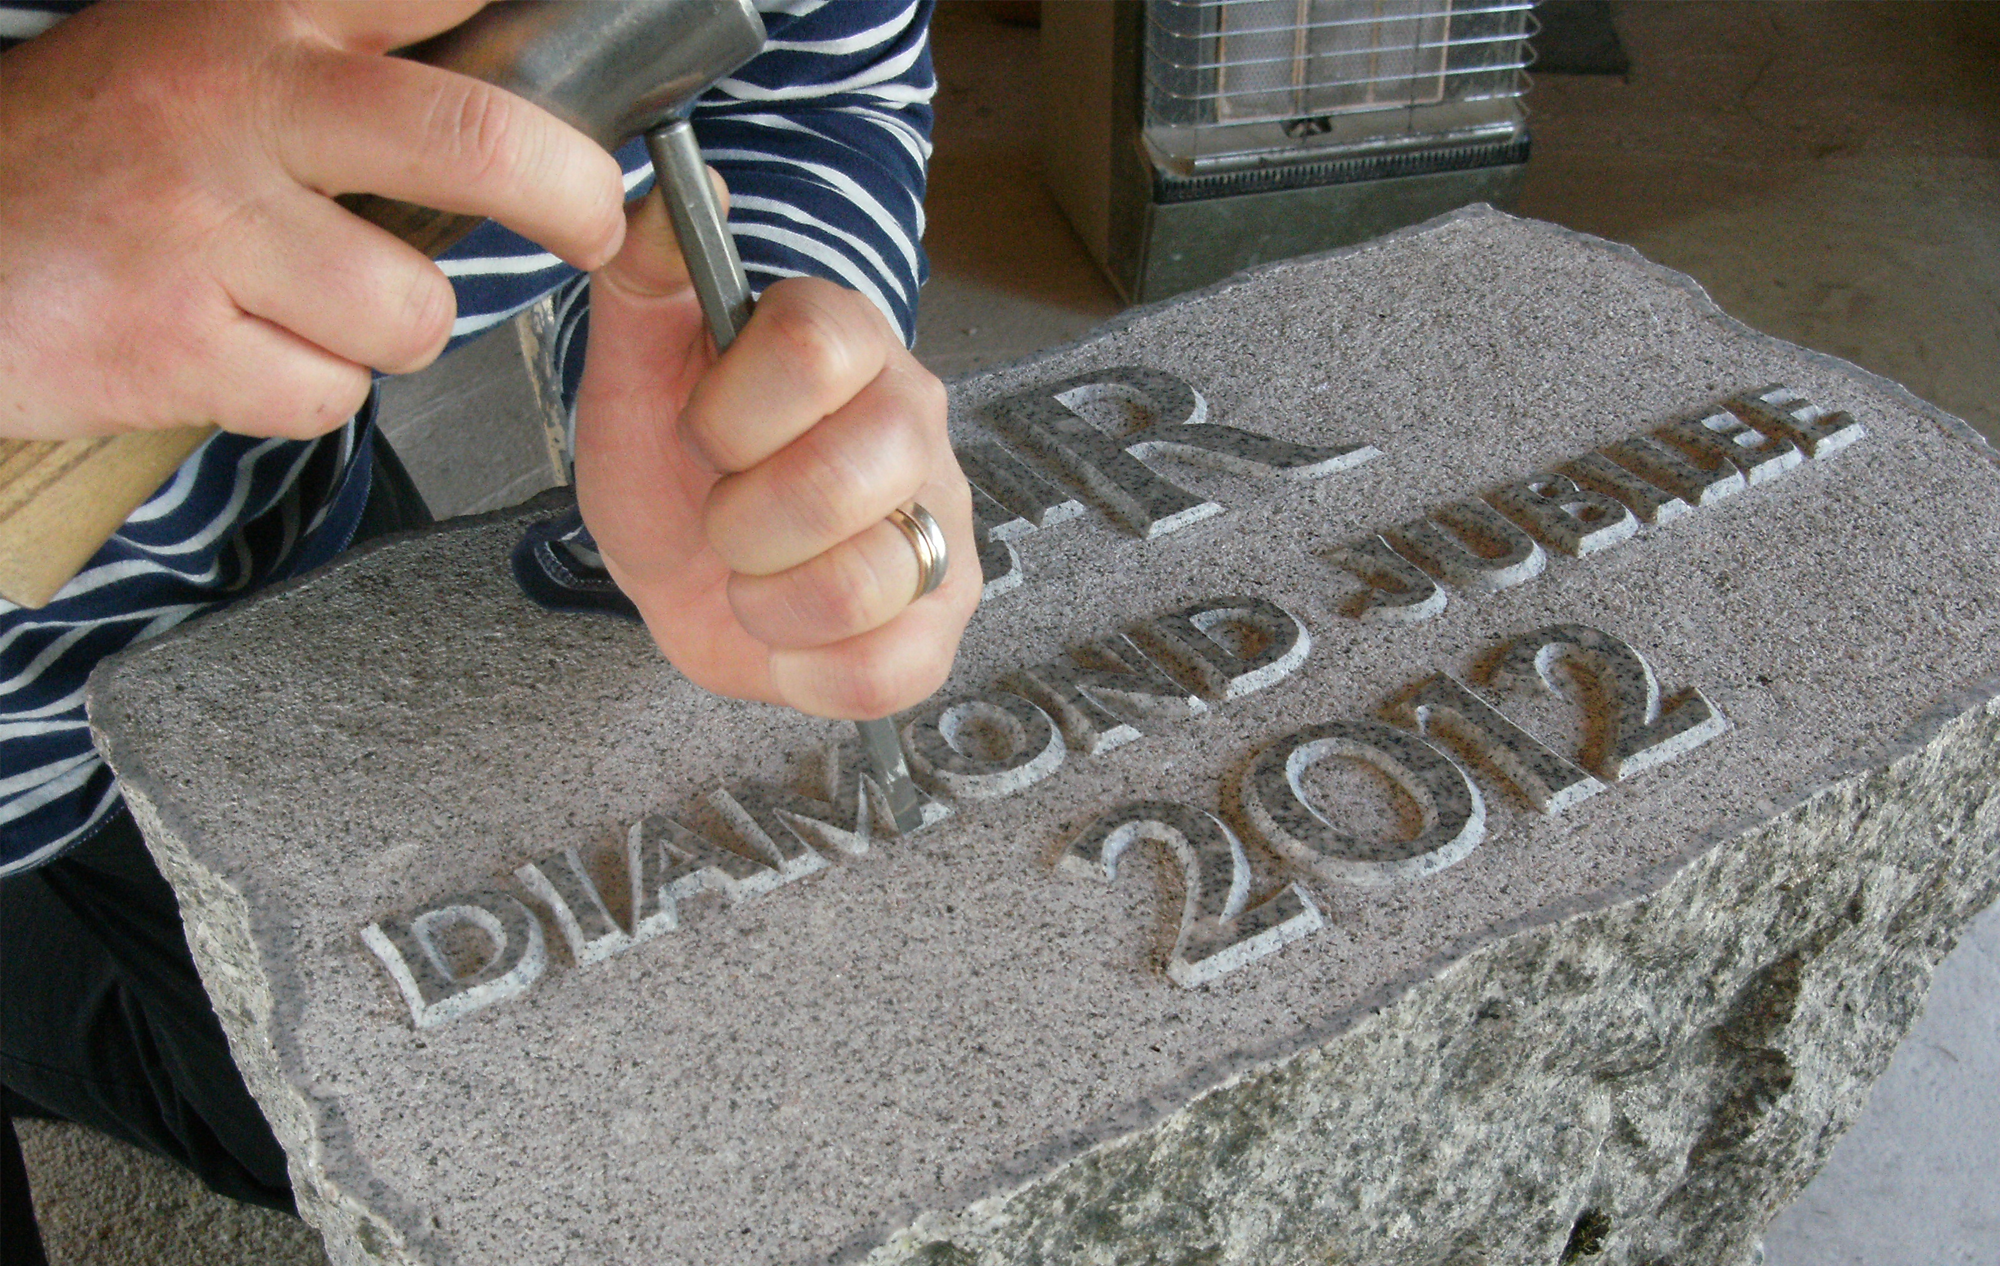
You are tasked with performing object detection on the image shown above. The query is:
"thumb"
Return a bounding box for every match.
[574,175,718,515]
[579,178,711,416]
[596,168,730,302]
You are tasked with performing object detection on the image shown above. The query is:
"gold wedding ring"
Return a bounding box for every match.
[887,502,949,601]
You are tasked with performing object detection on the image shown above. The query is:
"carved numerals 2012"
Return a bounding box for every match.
[1065,623,1729,988]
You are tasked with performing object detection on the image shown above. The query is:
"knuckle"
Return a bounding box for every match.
[794,552,879,638]
[906,632,959,699]
[788,445,867,545]
[937,472,976,527]
[913,375,948,432]
[433,80,525,193]
[878,404,934,480]
[824,627,961,723]
[685,401,759,475]
[835,661,905,723]
[384,264,455,370]
[762,298,859,401]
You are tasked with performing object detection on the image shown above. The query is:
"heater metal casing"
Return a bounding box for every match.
[1041,0,1535,302]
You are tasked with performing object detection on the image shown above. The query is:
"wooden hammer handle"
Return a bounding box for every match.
[0,196,484,610]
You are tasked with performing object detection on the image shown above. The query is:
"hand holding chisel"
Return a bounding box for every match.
[573,120,978,830]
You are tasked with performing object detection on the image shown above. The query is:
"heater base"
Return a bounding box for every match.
[1122,160,1528,303]
[1039,0,1537,306]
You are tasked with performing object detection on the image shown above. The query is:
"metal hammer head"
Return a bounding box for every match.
[407,0,768,150]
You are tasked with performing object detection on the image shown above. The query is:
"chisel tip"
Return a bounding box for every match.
[854,716,923,833]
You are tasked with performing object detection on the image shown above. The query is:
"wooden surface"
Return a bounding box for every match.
[0,429,213,608]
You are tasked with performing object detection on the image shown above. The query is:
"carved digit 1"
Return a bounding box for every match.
[1487,624,1732,781]
[1400,673,1605,814]
[1060,800,1322,988]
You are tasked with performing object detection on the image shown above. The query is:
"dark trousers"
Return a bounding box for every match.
[0,427,431,1265]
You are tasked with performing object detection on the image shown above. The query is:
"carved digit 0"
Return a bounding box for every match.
[1237,720,1486,886]
[1060,800,1322,988]
[1487,624,1732,781]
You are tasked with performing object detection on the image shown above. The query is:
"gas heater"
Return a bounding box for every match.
[1041,0,1537,302]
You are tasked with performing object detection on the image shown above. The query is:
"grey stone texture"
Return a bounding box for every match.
[87,208,2000,1266]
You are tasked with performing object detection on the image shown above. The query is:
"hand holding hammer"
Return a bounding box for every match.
[0,0,975,815]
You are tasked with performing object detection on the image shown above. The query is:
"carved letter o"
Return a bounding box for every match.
[901,689,1066,800]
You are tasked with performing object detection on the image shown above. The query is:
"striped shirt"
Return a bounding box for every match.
[0,0,934,875]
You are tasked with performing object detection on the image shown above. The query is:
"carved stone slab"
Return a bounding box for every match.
[89,209,2000,1266]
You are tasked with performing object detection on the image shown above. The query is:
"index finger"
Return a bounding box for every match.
[679,279,898,475]
[279,49,627,271]
[297,0,490,54]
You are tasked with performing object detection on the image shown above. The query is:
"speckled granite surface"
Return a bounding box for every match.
[89,209,2000,1265]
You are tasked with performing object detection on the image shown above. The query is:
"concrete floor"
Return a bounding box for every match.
[18,3,1999,1263]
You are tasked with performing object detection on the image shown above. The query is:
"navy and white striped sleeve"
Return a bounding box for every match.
[698,0,934,346]
[437,0,934,374]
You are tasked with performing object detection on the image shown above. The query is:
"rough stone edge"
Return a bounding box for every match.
[946,203,2000,471]
[84,208,2000,1265]
[829,205,2000,1262]
[861,692,2000,1266]
[85,491,583,1266]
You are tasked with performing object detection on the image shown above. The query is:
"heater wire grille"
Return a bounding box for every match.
[1144,0,1536,173]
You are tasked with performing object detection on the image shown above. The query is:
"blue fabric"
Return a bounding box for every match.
[511,506,642,624]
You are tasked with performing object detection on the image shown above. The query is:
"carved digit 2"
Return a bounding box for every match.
[1487,624,1731,781]
[1060,800,1322,987]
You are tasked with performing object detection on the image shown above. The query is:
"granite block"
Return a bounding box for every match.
[89,208,2000,1266]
